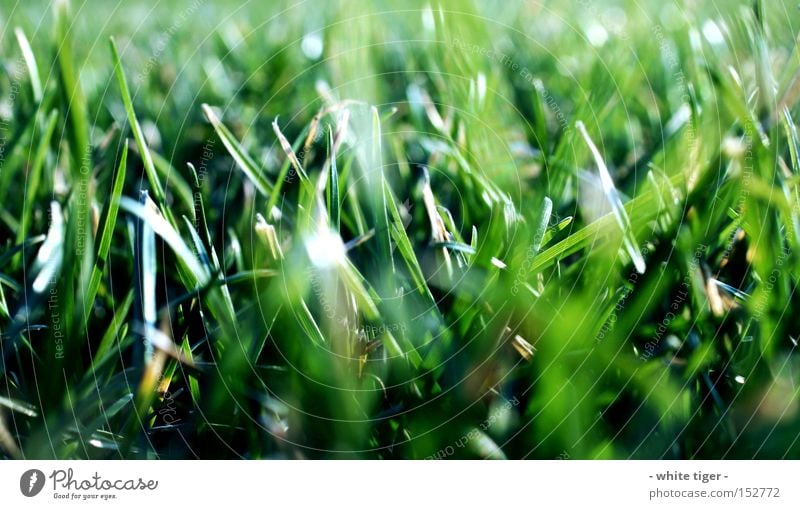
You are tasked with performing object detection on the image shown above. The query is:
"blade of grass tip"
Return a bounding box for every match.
[371,107,395,278]
[186,162,236,311]
[31,202,64,294]
[16,109,58,249]
[540,216,573,247]
[109,37,173,225]
[14,27,42,103]
[255,213,283,261]
[272,117,310,183]
[297,299,326,346]
[327,127,340,232]
[384,181,436,307]
[529,183,667,274]
[0,395,38,417]
[421,168,453,276]
[133,190,157,363]
[201,104,273,197]
[84,144,127,320]
[181,215,235,317]
[576,121,646,274]
[532,196,553,253]
[120,196,209,287]
[182,215,212,270]
[187,162,209,236]
[338,258,380,320]
[530,79,550,152]
[265,117,316,217]
[141,143,195,214]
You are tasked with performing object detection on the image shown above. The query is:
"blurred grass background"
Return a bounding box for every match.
[0,0,800,458]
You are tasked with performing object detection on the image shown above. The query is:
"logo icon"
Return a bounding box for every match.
[20,469,45,497]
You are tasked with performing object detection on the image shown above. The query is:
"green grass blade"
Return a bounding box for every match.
[14,27,42,103]
[120,196,210,287]
[201,104,273,197]
[384,181,436,307]
[576,121,646,274]
[327,128,340,232]
[109,37,172,224]
[16,109,58,248]
[84,144,128,320]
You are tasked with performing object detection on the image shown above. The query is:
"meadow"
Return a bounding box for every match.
[0,0,799,459]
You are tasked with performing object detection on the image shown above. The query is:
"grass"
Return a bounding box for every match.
[0,0,800,459]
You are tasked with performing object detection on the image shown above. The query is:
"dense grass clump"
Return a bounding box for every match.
[1,0,800,458]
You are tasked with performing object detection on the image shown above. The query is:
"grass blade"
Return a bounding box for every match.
[14,27,42,103]
[109,37,173,224]
[576,121,646,274]
[16,109,58,248]
[84,144,128,320]
[202,104,273,197]
[327,128,340,232]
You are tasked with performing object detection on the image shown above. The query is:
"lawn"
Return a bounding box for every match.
[1,0,799,459]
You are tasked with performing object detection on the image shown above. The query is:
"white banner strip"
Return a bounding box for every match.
[1,460,798,508]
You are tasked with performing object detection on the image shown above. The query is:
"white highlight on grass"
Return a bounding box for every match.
[421,4,435,33]
[120,197,210,285]
[32,202,64,293]
[476,73,487,106]
[702,20,724,45]
[576,121,646,274]
[301,33,323,59]
[586,23,608,47]
[306,229,346,269]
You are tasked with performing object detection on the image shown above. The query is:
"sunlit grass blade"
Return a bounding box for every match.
[272,118,309,182]
[0,395,38,418]
[14,27,42,103]
[84,144,128,320]
[31,202,64,294]
[120,196,209,287]
[110,37,173,225]
[133,190,157,363]
[576,121,646,274]
[386,189,436,306]
[201,104,273,197]
[141,144,195,214]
